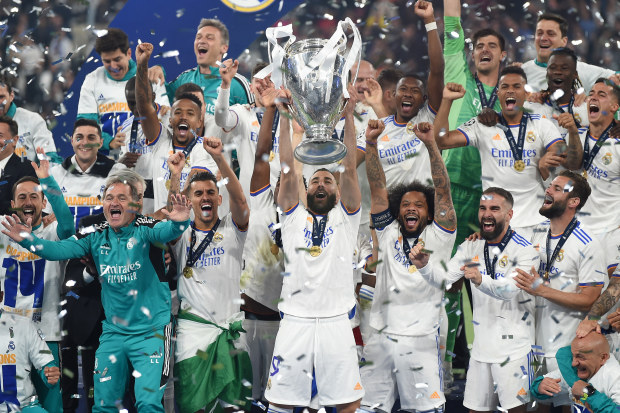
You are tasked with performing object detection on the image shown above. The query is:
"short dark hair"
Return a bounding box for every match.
[500,65,527,83]
[537,13,568,38]
[73,118,102,137]
[0,73,14,94]
[174,93,203,110]
[482,187,514,208]
[311,168,337,182]
[95,28,130,55]
[252,62,269,79]
[549,47,577,66]
[12,176,40,199]
[398,73,427,95]
[593,77,620,105]
[558,170,590,211]
[377,68,404,92]
[186,171,219,194]
[387,181,435,223]
[175,83,203,100]
[0,115,18,136]
[472,28,506,52]
[197,18,229,46]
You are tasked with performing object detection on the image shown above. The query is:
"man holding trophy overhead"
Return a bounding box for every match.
[255,15,367,413]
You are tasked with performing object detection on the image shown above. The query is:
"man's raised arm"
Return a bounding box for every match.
[135,43,161,143]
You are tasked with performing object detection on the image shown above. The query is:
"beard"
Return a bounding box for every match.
[307,192,337,215]
[539,199,567,219]
[480,217,506,241]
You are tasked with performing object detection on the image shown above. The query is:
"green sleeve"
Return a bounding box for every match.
[20,233,90,261]
[166,79,178,105]
[40,176,75,240]
[45,152,64,164]
[529,375,553,400]
[443,16,469,129]
[37,360,59,390]
[146,219,191,245]
[230,78,250,105]
[556,346,580,387]
[586,391,620,413]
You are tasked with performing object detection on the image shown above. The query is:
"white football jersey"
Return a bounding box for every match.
[279,201,361,317]
[530,220,606,356]
[577,128,620,234]
[242,185,284,312]
[420,230,540,362]
[77,65,169,138]
[174,214,247,325]
[371,218,456,336]
[13,107,57,162]
[0,313,54,412]
[524,100,589,139]
[522,60,615,93]
[0,218,63,342]
[457,114,563,228]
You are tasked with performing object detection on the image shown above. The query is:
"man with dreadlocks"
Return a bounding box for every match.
[359,119,456,412]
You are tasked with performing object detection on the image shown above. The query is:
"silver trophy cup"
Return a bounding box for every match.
[274,20,361,165]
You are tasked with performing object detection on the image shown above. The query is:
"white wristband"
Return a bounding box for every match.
[425,22,438,32]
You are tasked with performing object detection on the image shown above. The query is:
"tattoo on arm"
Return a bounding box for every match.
[588,277,620,317]
[427,142,456,229]
[365,145,387,206]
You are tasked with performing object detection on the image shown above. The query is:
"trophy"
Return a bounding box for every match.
[257,19,361,165]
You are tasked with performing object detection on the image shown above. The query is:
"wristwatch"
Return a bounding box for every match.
[581,383,596,401]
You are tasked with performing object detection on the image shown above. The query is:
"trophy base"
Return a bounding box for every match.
[294,138,347,165]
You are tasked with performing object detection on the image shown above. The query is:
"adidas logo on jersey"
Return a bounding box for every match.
[97,93,105,101]
[61,186,67,193]
[517,387,527,396]
[354,382,363,390]
[101,243,111,250]
[430,391,440,399]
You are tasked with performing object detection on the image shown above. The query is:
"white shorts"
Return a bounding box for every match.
[360,330,444,412]
[597,228,620,274]
[241,318,280,400]
[265,313,364,406]
[463,352,534,411]
[537,357,571,406]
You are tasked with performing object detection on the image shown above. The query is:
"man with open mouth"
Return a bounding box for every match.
[434,66,567,240]
[135,42,218,216]
[0,137,74,413]
[522,13,617,94]
[359,117,456,412]
[409,187,540,413]
[514,170,605,412]
[167,134,251,413]
[1,174,191,413]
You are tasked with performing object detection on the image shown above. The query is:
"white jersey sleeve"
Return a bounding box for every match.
[13,108,56,162]
[77,71,98,115]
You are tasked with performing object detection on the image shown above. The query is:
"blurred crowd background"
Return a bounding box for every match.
[0,0,617,134]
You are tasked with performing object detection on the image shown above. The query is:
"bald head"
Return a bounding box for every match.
[352,60,376,104]
[571,332,610,380]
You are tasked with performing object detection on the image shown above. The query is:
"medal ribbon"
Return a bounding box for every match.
[474,73,498,109]
[129,118,140,153]
[582,121,615,172]
[256,109,280,151]
[543,218,578,282]
[400,232,419,267]
[181,129,200,160]
[186,219,221,268]
[483,226,513,279]
[274,213,283,248]
[309,213,328,247]
[548,94,581,129]
[499,113,529,164]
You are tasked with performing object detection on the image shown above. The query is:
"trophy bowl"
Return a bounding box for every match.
[283,38,354,165]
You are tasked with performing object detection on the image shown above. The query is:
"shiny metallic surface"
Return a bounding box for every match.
[283,38,351,165]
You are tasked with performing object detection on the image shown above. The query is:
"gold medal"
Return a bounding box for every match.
[268,151,275,162]
[582,170,588,179]
[270,243,280,256]
[183,266,193,279]
[309,246,322,257]
[513,160,525,172]
[165,179,171,190]
[408,265,417,274]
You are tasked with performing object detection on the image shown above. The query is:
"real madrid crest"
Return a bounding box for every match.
[556,249,564,262]
[526,131,536,143]
[418,238,425,248]
[406,121,416,135]
[499,255,508,268]
[213,232,224,243]
[602,152,612,166]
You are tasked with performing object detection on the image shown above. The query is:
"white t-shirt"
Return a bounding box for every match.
[577,127,620,234]
[279,201,361,317]
[242,184,284,312]
[174,214,247,325]
[147,126,217,211]
[77,65,169,137]
[457,114,563,228]
[371,218,456,335]
[0,313,54,413]
[13,107,57,162]
[419,230,540,362]
[0,218,63,342]
[530,220,606,356]
[356,104,436,190]
[522,60,615,93]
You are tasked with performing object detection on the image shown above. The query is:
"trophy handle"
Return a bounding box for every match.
[255,25,297,89]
